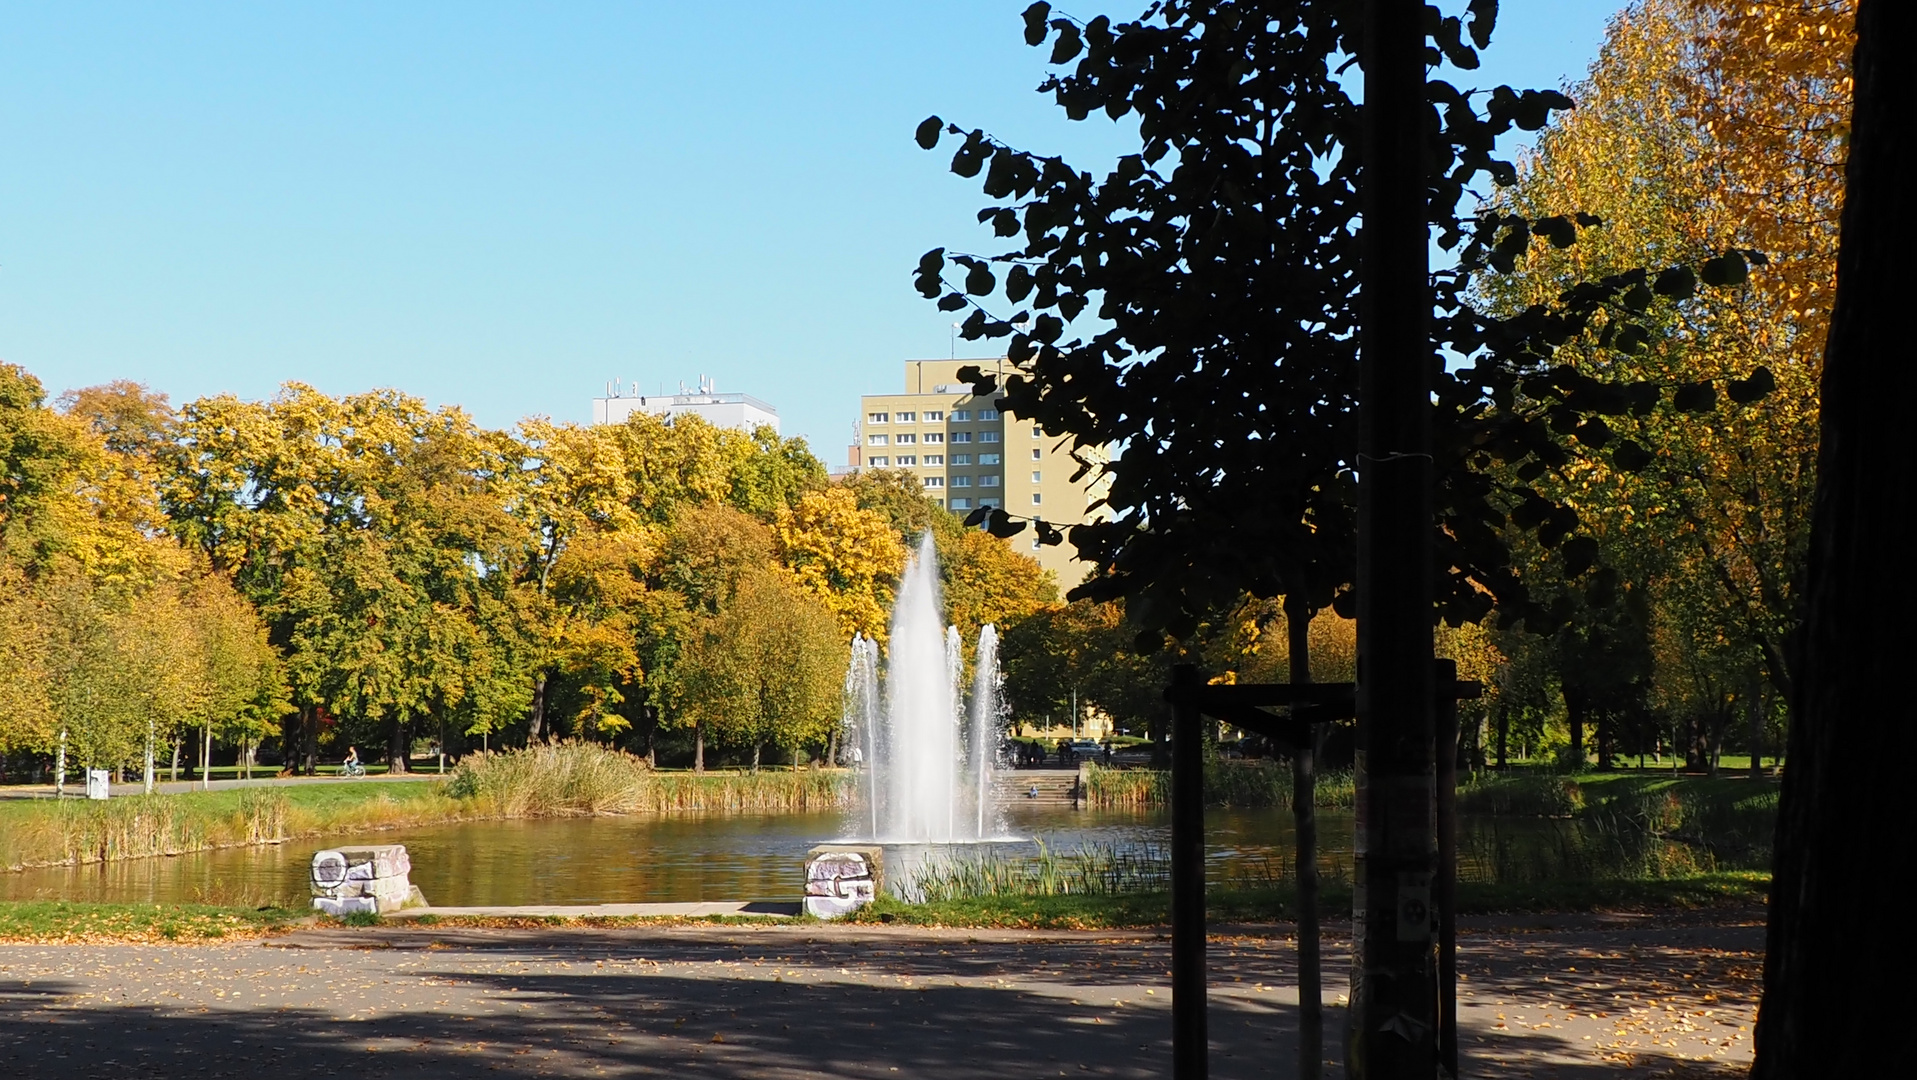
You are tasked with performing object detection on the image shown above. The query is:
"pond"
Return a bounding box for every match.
[0,801,1717,907]
[0,805,1342,908]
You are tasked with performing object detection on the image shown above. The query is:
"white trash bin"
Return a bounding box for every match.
[85,769,110,801]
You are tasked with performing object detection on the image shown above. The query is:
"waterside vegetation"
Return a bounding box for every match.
[3,743,856,872]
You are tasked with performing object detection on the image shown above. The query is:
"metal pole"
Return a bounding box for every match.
[1437,660,1460,1077]
[1353,0,1437,1075]
[1170,663,1207,1080]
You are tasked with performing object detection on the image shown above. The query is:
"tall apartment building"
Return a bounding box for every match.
[852,359,1103,585]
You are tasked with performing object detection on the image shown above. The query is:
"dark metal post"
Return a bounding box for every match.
[1436,660,1460,1077]
[1170,663,1207,1080]
[1353,0,1436,1075]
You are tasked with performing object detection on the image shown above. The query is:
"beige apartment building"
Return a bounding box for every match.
[850,359,1103,585]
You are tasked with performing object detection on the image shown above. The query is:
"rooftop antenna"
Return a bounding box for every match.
[951,322,961,360]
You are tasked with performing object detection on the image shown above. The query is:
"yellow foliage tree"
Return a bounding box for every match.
[773,486,906,641]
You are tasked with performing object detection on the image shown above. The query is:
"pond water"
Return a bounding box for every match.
[0,805,1344,908]
[0,802,1713,907]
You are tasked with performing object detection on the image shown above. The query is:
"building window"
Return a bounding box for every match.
[951,475,972,487]
[923,476,944,488]
[980,475,1001,487]
[867,434,888,446]
[923,432,943,443]
[980,453,1001,465]
[897,411,915,422]
[868,413,888,423]
[979,408,1000,421]
[896,433,916,444]
[980,497,1001,508]
[924,411,944,421]
[1031,471,1042,483]
[923,455,944,465]
[951,410,971,421]
[1032,493,1042,505]
[1032,427,1042,438]
[951,497,972,510]
[952,453,972,465]
[979,431,1000,443]
[869,456,889,466]
[896,455,916,466]
[1032,448,1042,460]
[951,431,972,443]
[933,498,944,507]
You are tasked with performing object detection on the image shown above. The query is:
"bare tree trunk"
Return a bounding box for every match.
[694,721,705,774]
[1285,594,1322,1080]
[527,673,548,744]
[1496,704,1509,770]
[1748,677,1766,779]
[301,705,319,776]
[1564,689,1586,771]
[388,716,408,774]
[752,743,761,773]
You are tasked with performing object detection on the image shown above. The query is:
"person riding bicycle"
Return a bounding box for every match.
[342,746,364,777]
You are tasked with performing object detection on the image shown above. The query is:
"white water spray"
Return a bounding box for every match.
[840,533,1007,842]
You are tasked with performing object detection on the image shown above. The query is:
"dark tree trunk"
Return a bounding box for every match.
[1285,595,1322,1080]
[1596,712,1614,771]
[1351,0,1437,1073]
[301,706,319,776]
[1564,689,1586,771]
[527,673,548,744]
[1496,705,1509,770]
[646,723,657,768]
[1755,5,1915,1074]
[1749,679,1766,779]
[387,716,408,774]
[1150,706,1169,768]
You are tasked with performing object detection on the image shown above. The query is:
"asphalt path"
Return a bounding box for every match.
[0,773,445,800]
[0,910,1759,1078]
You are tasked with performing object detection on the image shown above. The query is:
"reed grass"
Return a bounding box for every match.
[1080,762,1356,810]
[446,742,856,816]
[0,782,466,872]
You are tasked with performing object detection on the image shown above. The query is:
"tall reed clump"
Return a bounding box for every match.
[443,742,859,816]
[901,842,1172,903]
[0,789,293,870]
[446,741,652,817]
[1080,763,1356,810]
[646,768,854,813]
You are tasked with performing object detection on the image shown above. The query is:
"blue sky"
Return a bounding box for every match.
[2,1,1625,467]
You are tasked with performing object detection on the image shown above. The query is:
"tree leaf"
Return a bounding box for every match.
[1727,366,1777,403]
[915,116,944,151]
[1672,381,1717,412]
[1700,251,1749,286]
[1022,2,1052,46]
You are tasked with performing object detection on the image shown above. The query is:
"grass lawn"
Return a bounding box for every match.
[848,872,1770,930]
[0,901,306,943]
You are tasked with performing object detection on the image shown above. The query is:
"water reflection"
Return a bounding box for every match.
[2,806,1332,907]
[5,804,1696,907]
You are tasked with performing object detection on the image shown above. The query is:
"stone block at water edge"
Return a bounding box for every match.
[804,845,882,919]
[310,845,425,915]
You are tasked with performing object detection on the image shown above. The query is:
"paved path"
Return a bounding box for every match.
[0,911,1760,1078]
[394,902,801,920]
[0,774,445,800]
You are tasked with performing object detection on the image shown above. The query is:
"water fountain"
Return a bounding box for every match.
[842,533,1006,842]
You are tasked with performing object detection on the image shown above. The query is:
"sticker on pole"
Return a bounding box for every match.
[1396,872,1432,942]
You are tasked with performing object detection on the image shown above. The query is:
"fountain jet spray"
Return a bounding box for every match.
[842,533,1006,842]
